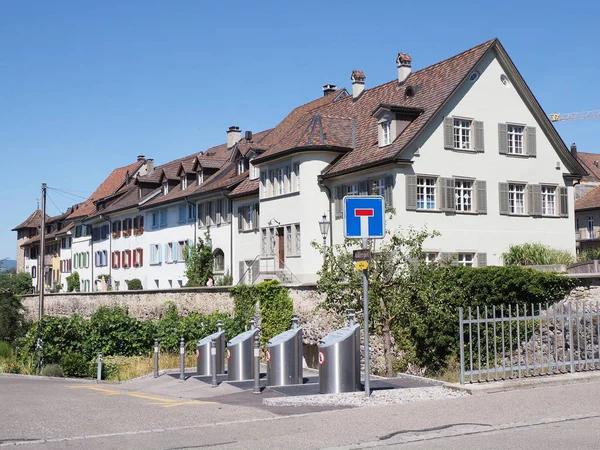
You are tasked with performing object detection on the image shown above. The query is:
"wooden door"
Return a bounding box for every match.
[277,227,284,268]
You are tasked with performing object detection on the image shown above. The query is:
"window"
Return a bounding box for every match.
[213,248,225,272]
[285,166,292,193]
[178,205,186,223]
[177,241,186,262]
[457,253,474,267]
[122,250,131,268]
[576,217,580,232]
[455,180,473,212]
[262,229,268,256]
[152,212,159,229]
[165,242,175,263]
[238,204,258,232]
[237,158,247,175]
[261,172,268,197]
[295,224,301,255]
[112,220,121,237]
[162,181,169,195]
[74,225,82,238]
[149,244,161,265]
[112,251,121,269]
[286,226,292,253]
[133,248,143,267]
[159,209,168,227]
[507,125,524,154]
[417,177,436,210]
[187,204,196,221]
[587,216,594,239]
[423,252,438,264]
[453,119,472,150]
[509,184,525,214]
[381,120,392,146]
[197,169,203,185]
[181,176,188,190]
[346,184,359,195]
[133,216,144,234]
[541,186,556,216]
[372,178,385,196]
[278,168,285,195]
[95,250,108,267]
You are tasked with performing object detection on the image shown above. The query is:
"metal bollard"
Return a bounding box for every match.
[217,320,223,332]
[253,332,261,395]
[291,314,299,330]
[347,309,355,326]
[154,339,159,378]
[97,352,103,382]
[250,318,256,330]
[211,338,218,388]
[179,337,185,381]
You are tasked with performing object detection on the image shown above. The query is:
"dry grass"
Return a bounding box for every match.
[104,353,198,381]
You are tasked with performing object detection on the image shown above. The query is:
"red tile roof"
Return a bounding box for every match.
[576,152,600,183]
[576,185,600,210]
[12,210,49,231]
[229,178,259,198]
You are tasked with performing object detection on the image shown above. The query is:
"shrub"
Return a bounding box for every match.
[0,341,11,358]
[66,272,80,292]
[257,281,293,346]
[40,364,63,377]
[60,353,91,378]
[502,243,574,266]
[577,248,600,262]
[0,271,28,342]
[230,284,258,327]
[125,279,143,291]
[216,271,233,286]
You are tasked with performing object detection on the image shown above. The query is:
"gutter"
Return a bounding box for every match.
[317,176,333,249]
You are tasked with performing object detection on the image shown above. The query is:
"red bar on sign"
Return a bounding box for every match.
[354,208,374,217]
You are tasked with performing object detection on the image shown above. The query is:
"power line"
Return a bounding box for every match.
[47,187,89,201]
[45,192,64,216]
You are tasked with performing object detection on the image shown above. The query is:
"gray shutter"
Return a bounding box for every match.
[439,178,454,212]
[406,175,417,211]
[528,184,542,216]
[526,127,537,157]
[359,180,369,195]
[498,123,508,154]
[474,121,484,152]
[499,182,510,215]
[384,175,394,208]
[251,259,260,284]
[216,199,222,225]
[223,198,229,223]
[198,203,205,227]
[443,117,454,150]
[238,261,245,284]
[477,253,487,267]
[252,203,259,231]
[334,186,343,219]
[476,180,487,214]
[237,207,243,232]
[559,186,569,217]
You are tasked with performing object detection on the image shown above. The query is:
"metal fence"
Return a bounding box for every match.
[459,302,600,384]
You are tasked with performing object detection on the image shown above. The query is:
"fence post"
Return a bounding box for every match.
[211,338,218,388]
[459,307,465,385]
[154,339,159,378]
[179,337,185,381]
[97,352,102,382]
[253,331,261,395]
[568,303,575,374]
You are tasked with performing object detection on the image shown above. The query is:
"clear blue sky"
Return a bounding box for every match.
[2,0,599,259]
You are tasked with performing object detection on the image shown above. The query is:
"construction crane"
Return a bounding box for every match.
[548,110,600,122]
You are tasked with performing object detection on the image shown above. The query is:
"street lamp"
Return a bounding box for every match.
[319,213,330,263]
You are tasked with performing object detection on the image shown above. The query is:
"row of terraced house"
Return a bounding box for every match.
[13,39,593,292]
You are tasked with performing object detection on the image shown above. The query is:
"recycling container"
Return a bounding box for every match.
[266,318,303,386]
[226,329,257,381]
[196,328,226,376]
[318,323,361,394]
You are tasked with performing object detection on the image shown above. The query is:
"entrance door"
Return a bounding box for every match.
[277,227,285,268]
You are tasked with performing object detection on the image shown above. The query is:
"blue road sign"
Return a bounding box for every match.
[343,196,385,239]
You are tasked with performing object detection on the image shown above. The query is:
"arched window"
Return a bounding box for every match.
[213,248,225,273]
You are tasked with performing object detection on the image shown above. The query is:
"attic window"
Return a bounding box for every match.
[381,121,392,146]
[163,181,168,195]
[181,175,187,190]
[237,158,248,176]
[197,169,203,185]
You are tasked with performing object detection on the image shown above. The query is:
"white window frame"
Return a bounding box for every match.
[423,252,438,264]
[455,180,473,212]
[278,168,285,195]
[293,163,300,191]
[417,177,436,210]
[261,171,268,198]
[457,253,474,267]
[453,119,472,150]
[587,216,594,239]
[381,120,392,146]
[187,204,196,221]
[181,176,188,190]
[507,124,524,155]
[541,185,557,216]
[150,244,161,265]
[347,184,359,196]
[509,184,525,215]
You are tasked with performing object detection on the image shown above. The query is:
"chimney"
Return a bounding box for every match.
[351,70,365,100]
[227,126,241,149]
[137,154,145,161]
[322,84,337,96]
[245,130,253,142]
[397,52,412,85]
[146,158,154,173]
[570,142,578,159]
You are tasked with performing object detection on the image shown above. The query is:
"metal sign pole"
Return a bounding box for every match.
[362,237,370,397]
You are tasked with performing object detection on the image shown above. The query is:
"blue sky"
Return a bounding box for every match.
[2,0,599,259]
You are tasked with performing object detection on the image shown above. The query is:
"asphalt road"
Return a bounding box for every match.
[3,374,600,449]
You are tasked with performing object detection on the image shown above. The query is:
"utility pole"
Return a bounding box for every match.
[39,183,46,320]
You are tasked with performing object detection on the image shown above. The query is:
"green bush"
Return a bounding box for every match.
[66,272,80,292]
[40,364,63,377]
[257,281,293,346]
[0,272,27,342]
[125,279,143,290]
[230,284,258,326]
[60,353,91,378]
[0,341,11,358]
[502,243,574,266]
[577,248,600,262]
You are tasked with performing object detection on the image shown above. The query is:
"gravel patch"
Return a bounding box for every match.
[263,386,467,407]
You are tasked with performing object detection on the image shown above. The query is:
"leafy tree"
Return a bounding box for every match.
[66,272,80,292]
[0,272,27,343]
[184,231,214,286]
[314,226,438,377]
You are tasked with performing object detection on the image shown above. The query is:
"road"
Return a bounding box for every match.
[2,374,600,449]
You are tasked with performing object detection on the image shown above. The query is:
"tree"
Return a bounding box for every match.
[66,271,80,292]
[0,271,30,342]
[314,226,438,377]
[184,231,214,287]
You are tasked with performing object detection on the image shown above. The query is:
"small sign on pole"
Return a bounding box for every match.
[353,249,372,262]
[354,261,369,271]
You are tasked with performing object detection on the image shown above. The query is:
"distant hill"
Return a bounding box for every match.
[0,259,16,271]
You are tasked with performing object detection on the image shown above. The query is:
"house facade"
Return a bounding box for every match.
[13,39,587,290]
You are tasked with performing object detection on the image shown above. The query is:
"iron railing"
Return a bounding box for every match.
[236,255,300,285]
[459,302,600,384]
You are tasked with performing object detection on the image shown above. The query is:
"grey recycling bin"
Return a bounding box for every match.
[266,315,303,386]
[318,322,361,394]
[227,328,257,381]
[196,321,226,376]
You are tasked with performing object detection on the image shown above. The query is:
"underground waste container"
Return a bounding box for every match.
[266,315,303,386]
[318,322,361,394]
[196,321,226,376]
[226,328,257,381]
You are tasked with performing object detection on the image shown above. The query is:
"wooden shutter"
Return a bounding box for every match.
[443,117,454,150]
[439,178,455,212]
[238,261,245,284]
[499,182,510,215]
[559,186,569,217]
[405,175,417,211]
[526,126,537,157]
[334,186,344,219]
[252,203,259,231]
[474,121,484,152]
[216,199,222,225]
[237,207,243,231]
[139,249,144,267]
[477,253,487,267]
[476,180,487,214]
[498,123,508,154]
[527,184,542,216]
[384,175,394,208]
[252,259,260,284]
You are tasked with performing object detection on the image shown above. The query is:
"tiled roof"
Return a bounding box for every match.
[139,155,197,184]
[576,152,600,183]
[12,210,49,231]
[67,160,145,220]
[576,185,600,210]
[229,178,259,197]
[195,155,228,169]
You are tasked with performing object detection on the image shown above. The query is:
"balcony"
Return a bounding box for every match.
[576,229,600,241]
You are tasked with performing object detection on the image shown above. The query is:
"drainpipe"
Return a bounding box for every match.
[317,176,334,249]
[184,197,197,244]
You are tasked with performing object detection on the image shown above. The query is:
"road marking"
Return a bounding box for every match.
[68,385,216,407]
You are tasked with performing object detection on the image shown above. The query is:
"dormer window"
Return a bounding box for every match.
[381,120,392,146]
[197,169,203,185]
[373,104,423,148]
[249,155,259,180]
[237,158,248,176]
[163,181,168,195]
[181,175,187,190]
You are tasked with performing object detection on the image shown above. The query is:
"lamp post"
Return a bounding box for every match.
[319,214,330,264]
